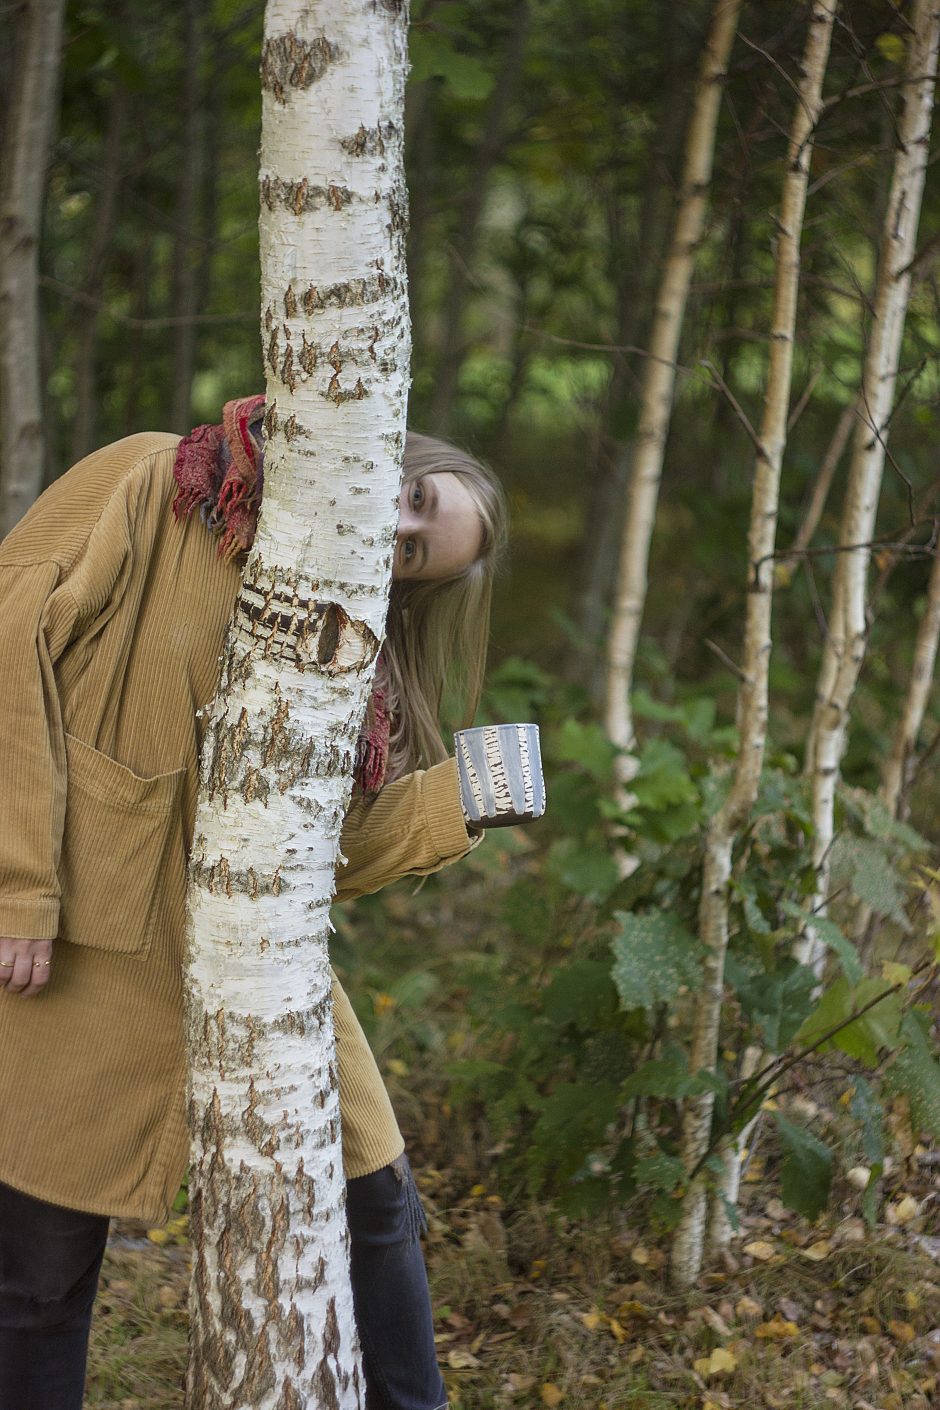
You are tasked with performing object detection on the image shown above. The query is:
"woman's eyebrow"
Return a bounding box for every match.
[426,481,440,519]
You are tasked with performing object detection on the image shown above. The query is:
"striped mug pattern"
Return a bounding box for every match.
[454,723,546,827]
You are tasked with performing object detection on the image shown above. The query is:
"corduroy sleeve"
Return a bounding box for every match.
[0,563,80,938]
[334,756,481,903]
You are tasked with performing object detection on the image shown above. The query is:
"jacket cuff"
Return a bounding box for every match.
[0,895,60,940]
[420,758,482,860]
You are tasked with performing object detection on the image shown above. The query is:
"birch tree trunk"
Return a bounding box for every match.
[881,544,940,817]
[669,0,836,1294]
[603,0,740,785]
[796,0,940,974]
[186,4,410,1406]
[0,0,66,536]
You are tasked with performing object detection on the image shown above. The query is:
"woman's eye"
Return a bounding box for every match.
[412,481,425,510]
[403,538,416,562]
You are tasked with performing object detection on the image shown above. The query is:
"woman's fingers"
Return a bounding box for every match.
[0,938,53,997]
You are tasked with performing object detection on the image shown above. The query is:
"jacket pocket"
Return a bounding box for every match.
[58,733,187,957]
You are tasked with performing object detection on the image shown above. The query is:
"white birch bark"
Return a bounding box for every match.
[669,0,836,1292]
[185,4,410,1407]
[797,0,940,974]
[603,0,740,786]
[0,0,66,535]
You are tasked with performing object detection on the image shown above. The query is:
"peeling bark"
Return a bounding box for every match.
[185,2,411,1405]
[670,0,836,1293]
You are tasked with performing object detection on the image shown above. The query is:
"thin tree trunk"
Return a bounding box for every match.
[70,82,128,463]
[787,396,856,562]
[603,0,741,785]
[429,0,529,436]
[881,544,940,816]
[170,0,204,431]
[0,0,67,535]
[796,0,940,975]
[669,0,836,1294]
[185,2,411,1405]
[569,4,695,697]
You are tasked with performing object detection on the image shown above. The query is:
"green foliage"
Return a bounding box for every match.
[773,1114,834,1221]
[610,911,702,1011]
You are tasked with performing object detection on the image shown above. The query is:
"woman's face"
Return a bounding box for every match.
[394,471,483,582]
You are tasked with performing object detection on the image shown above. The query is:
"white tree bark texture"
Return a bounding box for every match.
[669,0,837,1293]
[0,0,67,537]
[797,0,940,975]
[603,0,741,779]
[185,4,410,1408]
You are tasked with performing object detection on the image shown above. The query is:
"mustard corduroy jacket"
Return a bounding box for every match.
[0,434,476,1223]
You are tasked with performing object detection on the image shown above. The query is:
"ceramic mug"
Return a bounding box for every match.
[453,723,546,828]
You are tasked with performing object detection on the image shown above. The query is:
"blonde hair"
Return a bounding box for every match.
[382,432,508,779]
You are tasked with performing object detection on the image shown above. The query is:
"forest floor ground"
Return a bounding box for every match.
[86,852,940,1409]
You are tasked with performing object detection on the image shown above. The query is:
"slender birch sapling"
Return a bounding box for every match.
[669,0,837,1292]
[603,0,740,774]
[798,0,940,975]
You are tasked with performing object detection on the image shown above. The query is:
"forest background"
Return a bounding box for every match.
[2,0,940,1406]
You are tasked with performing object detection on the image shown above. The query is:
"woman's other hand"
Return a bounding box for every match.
[0,937,53,997]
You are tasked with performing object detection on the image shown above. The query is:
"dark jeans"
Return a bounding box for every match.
[0,1163,447,1410]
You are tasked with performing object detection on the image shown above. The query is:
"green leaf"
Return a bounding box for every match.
[610,911,702,1011]
[621,1045,719,1100]
[727,958,816,1051]
[774,1113,833,1220]
[548,838,620,901]
[634,1148,685,1193]
[782,903,863,983]
[850,1078,886,1165]
[553,719,617,780]
[630,739,699,812]
[529,1082,621,1184]
[830,836,910,931]
[796,978,902,1065]
[542,960,618,1028]
[884,1011,940,1140]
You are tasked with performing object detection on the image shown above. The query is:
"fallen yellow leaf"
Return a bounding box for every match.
[631,1245,650,1266]
[743,1240,777,1262]
[580,1311,603,1332]
[373,992,396,1016]
[693,1346,738,1377]
[147,1228,170,1246]
[608,1316,627,1344]
[755,1316,798,1340]
[540,1383,564,1407]
[735,1295,763,1320]
[888,1319,917,1344]
[859,1316,881,1336]
[801,1240,831,1261]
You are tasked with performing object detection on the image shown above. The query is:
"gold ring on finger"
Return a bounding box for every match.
[0,960,14,968]
[31,960,51,967]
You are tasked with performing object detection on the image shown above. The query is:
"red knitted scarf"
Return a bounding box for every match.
[172,396,390,793]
